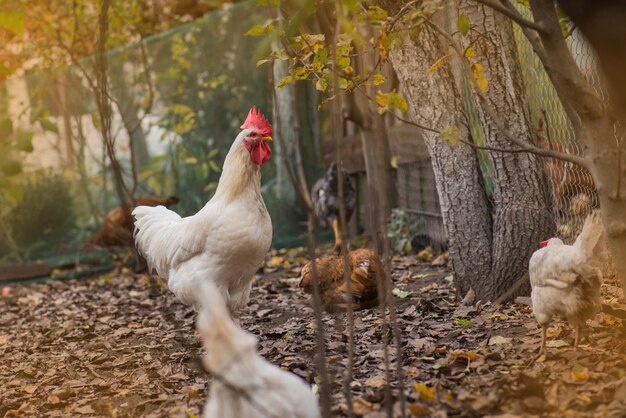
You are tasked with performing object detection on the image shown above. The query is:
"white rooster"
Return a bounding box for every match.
[133,107,273,310]
[196,282,321,418]
[529,210,605,354]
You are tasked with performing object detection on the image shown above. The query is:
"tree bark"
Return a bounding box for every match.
[389,18,494,299]
[457,1,555,298]
[388,2,555,301]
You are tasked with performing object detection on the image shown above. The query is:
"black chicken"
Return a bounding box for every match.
[311,162,357,252]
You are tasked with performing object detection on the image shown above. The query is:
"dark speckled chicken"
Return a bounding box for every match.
[311,162,357,252]
[299,249,388,312]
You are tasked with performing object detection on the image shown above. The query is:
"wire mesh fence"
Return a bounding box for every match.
[513,6,603,243]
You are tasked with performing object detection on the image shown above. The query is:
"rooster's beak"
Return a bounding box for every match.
[261,136,272,142]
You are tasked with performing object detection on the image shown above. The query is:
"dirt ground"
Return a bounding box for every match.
[1,248,625,417]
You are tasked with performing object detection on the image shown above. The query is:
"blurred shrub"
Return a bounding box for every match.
[6,171,77,259]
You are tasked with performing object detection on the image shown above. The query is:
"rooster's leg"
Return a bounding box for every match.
[574,325,581,350]
[332,218,342,253]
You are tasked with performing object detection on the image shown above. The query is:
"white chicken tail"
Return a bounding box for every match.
[195,281,257,373]
[132,205,184,277]
[574,210,605,261]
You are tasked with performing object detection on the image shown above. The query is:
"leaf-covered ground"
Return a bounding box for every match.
[1,249,625,417]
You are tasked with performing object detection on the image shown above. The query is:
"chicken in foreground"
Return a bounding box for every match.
[299,248,388,312]
[85,196,179,250]
[311,162,356,253]
[196,282,321,418]
[133,107,273,310]
[529,210,605,355]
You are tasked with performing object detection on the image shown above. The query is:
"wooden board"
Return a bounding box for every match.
[324,124,429,173]
[0,262,52,283]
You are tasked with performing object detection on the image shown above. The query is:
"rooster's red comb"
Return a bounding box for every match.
[240,106,272,137]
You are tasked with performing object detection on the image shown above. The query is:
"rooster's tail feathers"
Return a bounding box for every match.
[575,210,606,259]
[132,205,183,276]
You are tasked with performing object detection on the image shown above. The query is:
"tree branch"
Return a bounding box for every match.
[470,0,548,34]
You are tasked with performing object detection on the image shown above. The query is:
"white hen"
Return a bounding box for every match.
[133,107,273,310]
[529,210,605,354]
[196,282,321,418]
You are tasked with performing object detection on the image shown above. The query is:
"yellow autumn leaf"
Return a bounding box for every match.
[471,62,488,92]
[413,383,435,401]
[571,364,589,381]
[375,91,388,108]
[448,350,483,362]
[430,54,449,72]
[604,313,616,325]
[269,256,283,266]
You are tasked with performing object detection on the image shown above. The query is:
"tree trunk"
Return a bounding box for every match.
[389,18,494,299]
[389,2,555,301]
[457,2,555,299]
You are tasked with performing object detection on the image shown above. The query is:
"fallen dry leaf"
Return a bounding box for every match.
[413,383,435,401]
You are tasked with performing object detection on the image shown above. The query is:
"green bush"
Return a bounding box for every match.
[7,172,77,259]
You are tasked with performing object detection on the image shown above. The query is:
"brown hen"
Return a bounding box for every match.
[299,249,388,312]
[85,196,179,249]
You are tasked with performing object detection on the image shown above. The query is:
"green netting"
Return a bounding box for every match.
[0,2,327,266]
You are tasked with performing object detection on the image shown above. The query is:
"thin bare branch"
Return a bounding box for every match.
[470,0,548,33]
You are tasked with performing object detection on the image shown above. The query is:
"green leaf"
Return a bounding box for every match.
[337,56,350,69]
[256,58,270,67]
[440,125,460,147]
[372,74,385,86]
[0,11,25,35]
[315,78,328,92]
[367,6,388,21]
[387,92,408,112]
[457,14,470,36]
[294,67,310,80]
[209,160,221,173]
[464,47,475,58]
[39,119,59,134]
[245,23,276,37]
[455,319,473,326]
[276,75,293,88]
